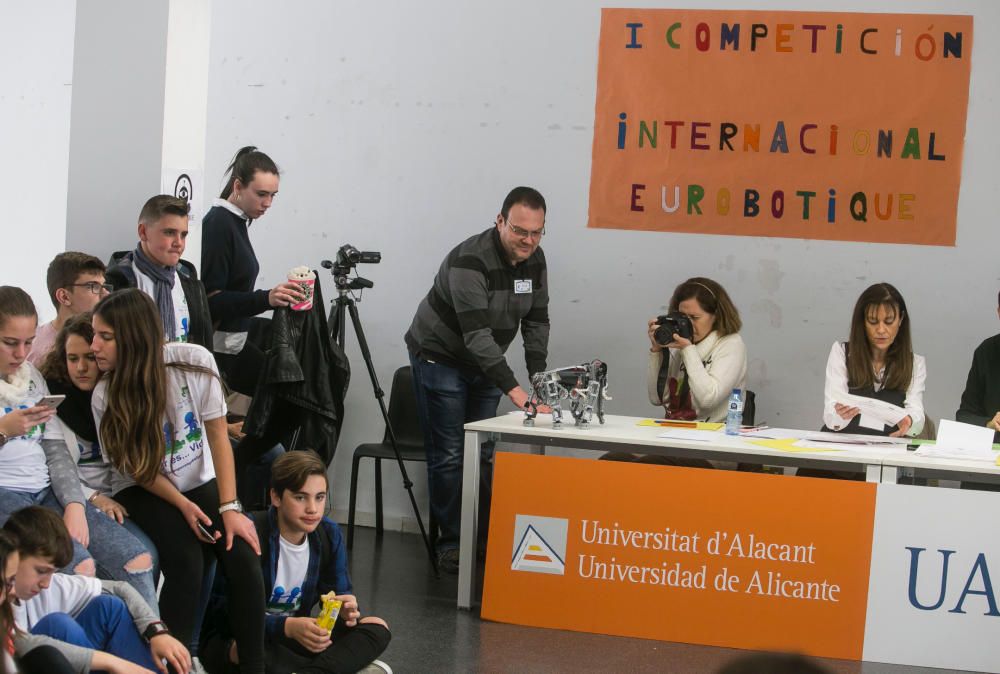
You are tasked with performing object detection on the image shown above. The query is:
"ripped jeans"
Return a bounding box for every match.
[0,487,158,613]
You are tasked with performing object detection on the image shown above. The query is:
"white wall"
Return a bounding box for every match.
[65,0,169,259]
[204,0,1000,528]
[1,2,77,321]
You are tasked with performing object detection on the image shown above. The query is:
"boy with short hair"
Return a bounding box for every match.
[4,506,190,674]
[27,253,108,365]
[201,450,391,674]
[105,194,213,348]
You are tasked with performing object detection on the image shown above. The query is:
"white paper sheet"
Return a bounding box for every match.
[800,430,908,447]
[791,439,907,453]
[914,419,996,461]
[840,393,909,427]
[657,429,721,442]
[738,427,808,440]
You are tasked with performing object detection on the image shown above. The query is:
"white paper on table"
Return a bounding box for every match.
[738,427,807,440]
[791,439,907,453]
[839,393,909,427]
[800,430,908,447]
[914,419,996,461]
[657,429,721,442]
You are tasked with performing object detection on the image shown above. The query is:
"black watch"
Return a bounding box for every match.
[143,621,170,642]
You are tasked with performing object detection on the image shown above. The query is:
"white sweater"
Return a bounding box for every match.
[647,332,748,423]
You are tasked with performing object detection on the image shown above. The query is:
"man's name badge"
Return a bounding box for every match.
[514,280,533,294]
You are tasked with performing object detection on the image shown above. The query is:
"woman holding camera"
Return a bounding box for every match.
[822,282,924,437]
[647,277,747,422]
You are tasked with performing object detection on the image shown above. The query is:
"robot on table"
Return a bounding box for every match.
[524,359,610,428]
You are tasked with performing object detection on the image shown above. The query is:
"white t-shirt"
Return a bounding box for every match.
[93,343,227,494]
[132,262,192,343]
[267,535,310,616]
[13,573,102,630]
[0,364,62,492]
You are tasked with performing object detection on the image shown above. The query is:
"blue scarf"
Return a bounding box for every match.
[132,245,177,340]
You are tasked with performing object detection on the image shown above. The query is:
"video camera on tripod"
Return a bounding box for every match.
[321,244,382,291]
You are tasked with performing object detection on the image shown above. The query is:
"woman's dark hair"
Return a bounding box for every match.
[0,286,37,329]
[3,506,73,568]
[93,289,168,484]
[846,282,913,391]
[219,146,280,199]
[0,528,19,645]
[669,277,742,337]
[94,289,218,484]
[39,312,94,386]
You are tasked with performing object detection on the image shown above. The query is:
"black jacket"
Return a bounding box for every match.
[106,252,214,350]
[957,333,1000,443]
[243,276,349,464]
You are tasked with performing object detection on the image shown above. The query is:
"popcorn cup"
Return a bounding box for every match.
[288,266,316,311]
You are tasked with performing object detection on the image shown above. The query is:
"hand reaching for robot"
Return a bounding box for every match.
[510,386,551,414]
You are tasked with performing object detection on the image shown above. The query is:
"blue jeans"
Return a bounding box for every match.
[0,487,158,613]
[32,595,157,670]
[409,353,503,553]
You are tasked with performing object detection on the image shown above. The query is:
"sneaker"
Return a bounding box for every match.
[358,660,393,674]
[437,548,460,574]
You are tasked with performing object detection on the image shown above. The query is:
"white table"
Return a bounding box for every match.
[457,413,905,609]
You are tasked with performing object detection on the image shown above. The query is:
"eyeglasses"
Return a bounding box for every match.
[70,282,113,295]
[504,219,545,241]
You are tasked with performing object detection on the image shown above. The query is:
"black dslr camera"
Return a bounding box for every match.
[654,312,694,344]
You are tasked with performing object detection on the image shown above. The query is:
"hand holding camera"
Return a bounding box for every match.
[649,312,695,351]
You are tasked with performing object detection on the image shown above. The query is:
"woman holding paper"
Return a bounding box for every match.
[822,282,925,437]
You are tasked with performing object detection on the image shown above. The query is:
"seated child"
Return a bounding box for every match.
[4,506,190,674]
[201,450,391,674]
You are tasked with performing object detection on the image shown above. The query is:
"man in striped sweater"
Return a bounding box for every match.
[405,186,550,573]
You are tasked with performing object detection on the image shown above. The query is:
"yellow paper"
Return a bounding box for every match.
[748,438,841,454]
[637,420,724,431]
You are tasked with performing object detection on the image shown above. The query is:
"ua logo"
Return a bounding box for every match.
[511,515,568,576]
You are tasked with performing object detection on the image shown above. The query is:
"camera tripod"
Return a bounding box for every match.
[324,262,439,574]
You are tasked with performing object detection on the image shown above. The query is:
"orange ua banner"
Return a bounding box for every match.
[587,9,973,246]
[482,453,877,660]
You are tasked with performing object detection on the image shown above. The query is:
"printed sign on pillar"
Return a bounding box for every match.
[161,168,204,226]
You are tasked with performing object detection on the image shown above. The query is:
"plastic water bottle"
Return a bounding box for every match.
[725,388,743,435]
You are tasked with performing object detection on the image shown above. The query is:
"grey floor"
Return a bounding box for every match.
[346,527,964,674]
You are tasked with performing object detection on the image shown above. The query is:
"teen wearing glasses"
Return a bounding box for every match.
[27,254,109,366]
[405,186,550,573]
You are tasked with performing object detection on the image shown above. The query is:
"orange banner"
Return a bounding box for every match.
[482,453,876,660]
[587,9,973,245]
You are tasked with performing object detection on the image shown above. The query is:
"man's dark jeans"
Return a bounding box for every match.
[409,352,503,553]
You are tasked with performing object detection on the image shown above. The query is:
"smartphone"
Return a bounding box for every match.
[36,395,66,410]
[196,522,216,542]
